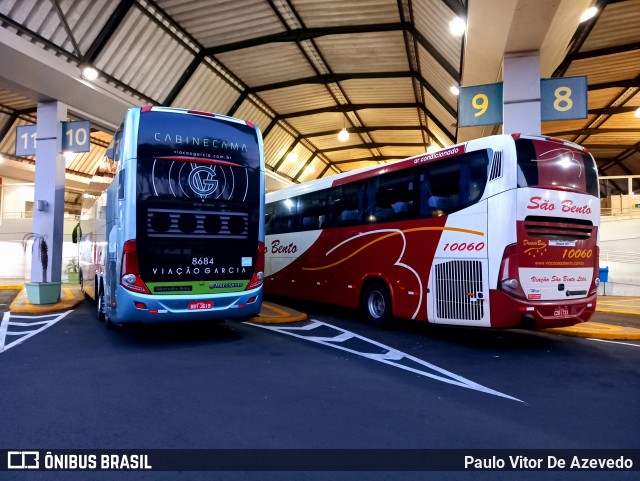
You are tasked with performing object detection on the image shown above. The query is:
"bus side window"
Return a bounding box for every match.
[268,199,297,234]
[327,183,363,227]
[297,191,327,231]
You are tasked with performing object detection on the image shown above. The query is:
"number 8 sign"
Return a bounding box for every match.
[540,76,588,121]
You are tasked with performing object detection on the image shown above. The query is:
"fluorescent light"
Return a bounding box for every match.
[82,66,98,81]
[580,7,598,22]
[285,152,298,163]
[449,17,466,36]
[338,128,350,142]
[450,85,460,96]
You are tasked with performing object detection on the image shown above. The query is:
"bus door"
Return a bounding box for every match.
[424,160,491,327]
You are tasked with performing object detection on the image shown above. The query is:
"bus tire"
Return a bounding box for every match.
[96,281,106,322]
[361,280,392,327]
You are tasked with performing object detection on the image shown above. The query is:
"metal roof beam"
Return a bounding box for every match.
[546,128,640,137]
[332,156,400,165]
[320,142,425,154]
[305,125,429,138]
[206,23,406,55]
[568,41,640,62]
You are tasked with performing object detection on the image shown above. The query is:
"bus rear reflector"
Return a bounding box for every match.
[120,240,151,294]
[141,106,153,113]
[246,242,265,290]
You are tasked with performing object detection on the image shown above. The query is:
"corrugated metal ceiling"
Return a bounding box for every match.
[0,0,638,205]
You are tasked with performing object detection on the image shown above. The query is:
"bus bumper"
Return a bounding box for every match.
[488,289,597,329]
[112,285,263,323]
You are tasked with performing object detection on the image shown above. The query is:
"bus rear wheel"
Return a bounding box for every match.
[96,283,106,322]
[361,280,392,327]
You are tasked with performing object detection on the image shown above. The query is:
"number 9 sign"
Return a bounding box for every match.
[458,83,504,127]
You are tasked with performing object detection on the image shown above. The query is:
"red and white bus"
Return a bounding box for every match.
[264,134,600,329]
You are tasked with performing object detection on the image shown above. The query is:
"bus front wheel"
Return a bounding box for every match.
[361,280,392,327]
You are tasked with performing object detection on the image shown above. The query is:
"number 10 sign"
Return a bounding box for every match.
[458,76,587,127]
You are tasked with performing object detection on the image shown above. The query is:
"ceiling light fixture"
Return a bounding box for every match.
[635,107,640,118]
[82,66,98,81]
[449,17,466,36]
[285,152,298,163]
[580,7,598,22]
[338,127,350,142]
[450,85,460,96]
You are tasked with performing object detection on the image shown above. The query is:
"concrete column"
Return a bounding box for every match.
[503,51,541,135]
[32,100,67,282]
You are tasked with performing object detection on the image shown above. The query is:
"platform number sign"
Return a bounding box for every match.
[458,76,588,127]
[15,120,91,157]
[458,83,504,127]
[540,76,588,121]
[61,120,91,152]
[15,125,37,156]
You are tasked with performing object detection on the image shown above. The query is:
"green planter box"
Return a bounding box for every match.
[24,282,61,305]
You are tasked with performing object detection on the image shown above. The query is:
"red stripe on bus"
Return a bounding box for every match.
[153,156,243,167]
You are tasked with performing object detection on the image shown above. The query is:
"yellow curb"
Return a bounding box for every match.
[248,302,307,324]
[0,285,24,290]
[9,286,85,314]
[596,308,640,316]
[543,321,640,340]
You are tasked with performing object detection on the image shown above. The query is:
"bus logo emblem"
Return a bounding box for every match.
[188,166,218,196]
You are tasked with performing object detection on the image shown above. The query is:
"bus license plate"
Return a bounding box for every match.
[189,301,213,310]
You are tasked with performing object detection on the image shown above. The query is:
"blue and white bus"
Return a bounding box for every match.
[77,106,265,326]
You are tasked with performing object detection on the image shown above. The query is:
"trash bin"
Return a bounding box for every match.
[599,266,609,283]
[599,266,609,295]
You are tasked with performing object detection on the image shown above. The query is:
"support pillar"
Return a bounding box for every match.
[32,101,67,283]
[503,51,541,135]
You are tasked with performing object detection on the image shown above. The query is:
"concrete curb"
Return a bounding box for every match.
[542,321,640,340]
[9,285,85,314]
[249,302,307,324]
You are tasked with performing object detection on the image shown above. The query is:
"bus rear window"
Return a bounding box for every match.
[515,138,598,196]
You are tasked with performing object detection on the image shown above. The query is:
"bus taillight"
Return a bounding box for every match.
[120,240,151,294]
[246,242,265,290]
[499,243,525,299]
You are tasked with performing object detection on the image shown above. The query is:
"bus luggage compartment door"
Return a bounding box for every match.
[428,258,490,327]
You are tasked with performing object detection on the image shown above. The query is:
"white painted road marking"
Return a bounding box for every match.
[0,310,73,353]
[247,319,522,402]
[588,338,640,348]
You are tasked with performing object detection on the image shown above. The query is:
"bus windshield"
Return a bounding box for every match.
[515,138,598,196]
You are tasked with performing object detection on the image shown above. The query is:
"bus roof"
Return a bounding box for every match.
[266,133,589,203]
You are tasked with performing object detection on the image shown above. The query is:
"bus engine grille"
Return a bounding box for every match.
[434,260,484,321]
[146,208,248,239]
[523,216,593,240]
